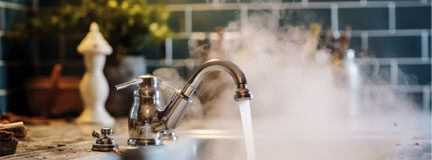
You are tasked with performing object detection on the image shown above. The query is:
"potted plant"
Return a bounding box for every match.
[13,0,172,116]
[15,0,171,55]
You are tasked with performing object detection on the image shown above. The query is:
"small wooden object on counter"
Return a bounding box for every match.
[0,113,49,125]
[0,122,25,156]
[0,130,18,156]
[0,122,28,138]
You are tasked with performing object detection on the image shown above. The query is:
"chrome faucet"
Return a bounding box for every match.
[115,59,253,146]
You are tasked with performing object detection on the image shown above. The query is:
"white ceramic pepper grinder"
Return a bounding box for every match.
[75,22,115,127]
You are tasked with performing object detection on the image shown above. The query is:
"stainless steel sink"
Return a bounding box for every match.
[119,129,245,160]
[116,129,430,160]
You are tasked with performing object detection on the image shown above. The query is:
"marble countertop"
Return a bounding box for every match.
[1,119,129,160]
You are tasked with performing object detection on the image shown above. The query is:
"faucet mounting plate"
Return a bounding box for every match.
[128,138,163,146]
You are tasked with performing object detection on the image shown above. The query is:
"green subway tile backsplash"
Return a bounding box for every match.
[0,0,31,5]
[405,92,423,109]
[399,64,432,85]
[369,36,422,58]
[396,7,431,29]
[148,66,190,79]
[5,8,23,31]
[192,10,240,32]
[0,66,5,89]
[367,0,420,2]
[225,0,254,3]
[349,37,361,51]
[339,8,388,30]
[168,12,185,32]
[0,37,3,60]
[173,39,189,59]
[280,0,301,2]
[0,0,431,113]
[429,35,431,58]
[280,9,331,28]
[141,44,163,60]
[0,95,7,113]
[308,0,356,1]
[248,10,271,15]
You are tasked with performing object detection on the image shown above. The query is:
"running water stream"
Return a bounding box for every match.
[238,100,256,160]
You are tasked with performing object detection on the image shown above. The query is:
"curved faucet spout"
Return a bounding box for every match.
[160,59,253,130]
[182,59,252,100]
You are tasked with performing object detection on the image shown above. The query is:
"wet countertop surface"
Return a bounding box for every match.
[1,119,130,160]
[1,118,430,160]
[0,118,241,160]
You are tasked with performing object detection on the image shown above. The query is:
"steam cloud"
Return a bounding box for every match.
[182,11,430,160]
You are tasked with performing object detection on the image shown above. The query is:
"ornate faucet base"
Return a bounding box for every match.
[128,138,163,146]
[91,128,118,152]
[92,143,118,152]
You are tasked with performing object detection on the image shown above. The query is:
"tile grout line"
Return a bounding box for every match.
[173,29,430,39]
[0,89,18,96]
[166,1,431,12]
[423,87,431,115]
[165,38,173,65]
[0,1,26,11]
[388,2,396,33]
[1,58,431,67]
[361,32,369,49]
[240,5,248,33]
[301,0,308,6]
[351,29,430,37]
[0,89,7,96]
[421,30,429,61]
[9,29,427,39]
[390,60,399,85]
[330,3,339,37]
[0,60,20,67]
[363,85,432,93]
[0,8,5,31]
[272,7,280,28]
[360,0,367,6]
[185,6,192,34]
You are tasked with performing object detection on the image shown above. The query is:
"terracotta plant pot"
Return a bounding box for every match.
[25,76,82,117]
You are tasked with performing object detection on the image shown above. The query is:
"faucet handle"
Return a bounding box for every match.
[92,128,114,138]
[92,130,101,138]
[115,78,143,90]
[101,128,114,137]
